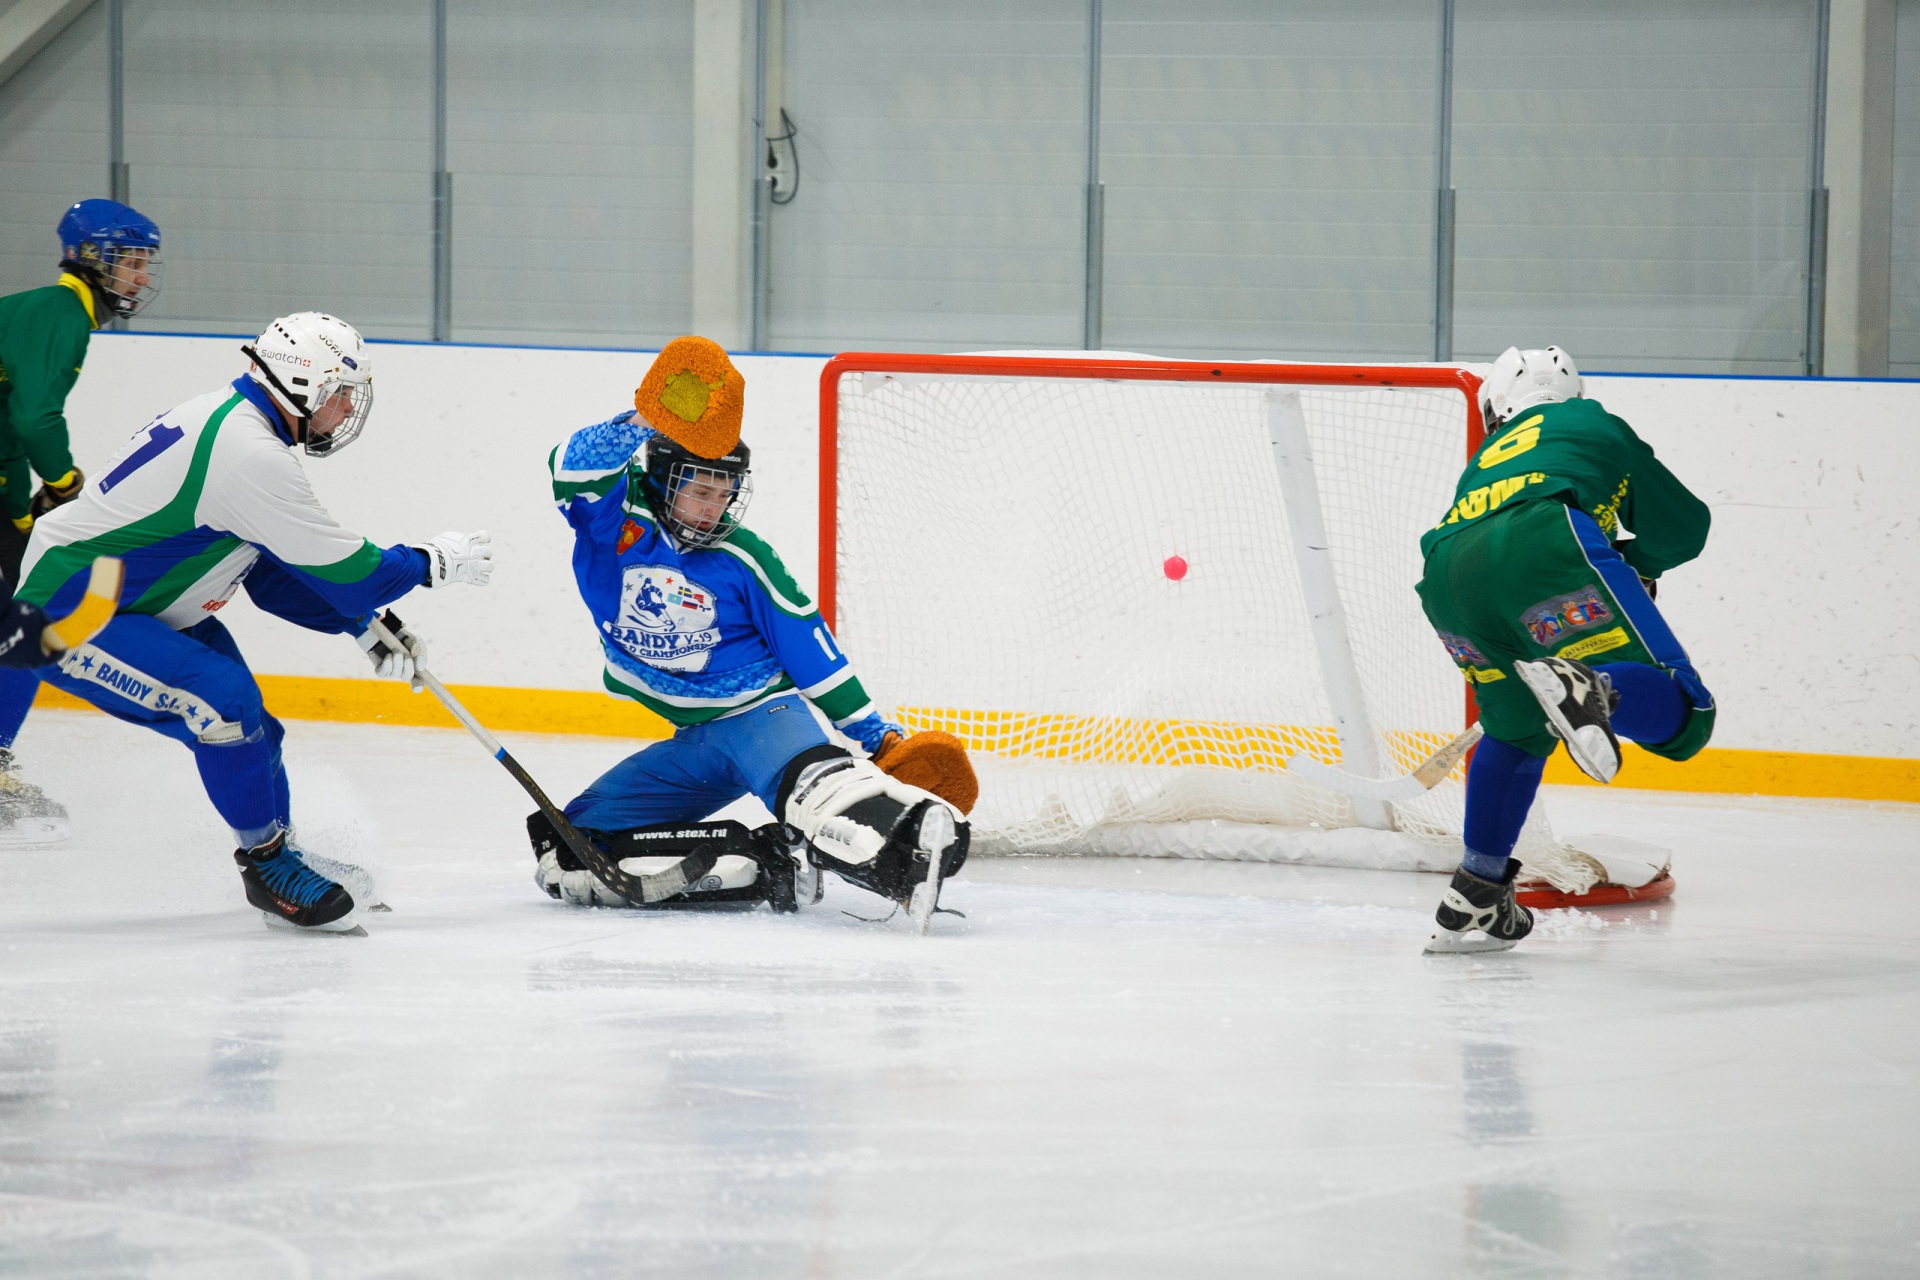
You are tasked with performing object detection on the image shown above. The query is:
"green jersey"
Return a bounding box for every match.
[1420,396,1710,581]
[0,274,97,519]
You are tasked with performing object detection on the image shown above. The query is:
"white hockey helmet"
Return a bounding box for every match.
[241,312,373,457]
[1480,345,1582,427]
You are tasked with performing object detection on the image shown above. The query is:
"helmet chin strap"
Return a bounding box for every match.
[239,344,311,445]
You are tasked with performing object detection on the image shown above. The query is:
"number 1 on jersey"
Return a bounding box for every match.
[99,421,185,494]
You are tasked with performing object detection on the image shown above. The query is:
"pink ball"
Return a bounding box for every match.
[1163,555,1188,581]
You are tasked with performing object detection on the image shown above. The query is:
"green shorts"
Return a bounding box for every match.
[1416,499,1714,760]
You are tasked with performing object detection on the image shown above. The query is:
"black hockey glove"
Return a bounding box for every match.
[0,599,53,669]
[29,468,84,519]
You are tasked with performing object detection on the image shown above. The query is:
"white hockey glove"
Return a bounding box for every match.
[416,529,493,588]
[543,852,631,908]
[356,609,427,687]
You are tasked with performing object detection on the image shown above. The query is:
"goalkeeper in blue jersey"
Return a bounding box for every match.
[530,337,974,915]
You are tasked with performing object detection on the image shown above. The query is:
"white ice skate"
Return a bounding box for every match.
[1516,657,1622,784]
[909,804,956,935]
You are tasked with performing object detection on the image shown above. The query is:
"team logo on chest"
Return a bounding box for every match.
[1521,587,1613,648]
[609,564,721,671]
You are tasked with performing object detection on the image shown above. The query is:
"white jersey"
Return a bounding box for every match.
[19,377,420,632]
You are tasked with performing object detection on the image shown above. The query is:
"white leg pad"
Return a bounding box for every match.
[784,756,959,868]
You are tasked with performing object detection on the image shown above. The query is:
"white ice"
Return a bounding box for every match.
[2,709,1917,1278]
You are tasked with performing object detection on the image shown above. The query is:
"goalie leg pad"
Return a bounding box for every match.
[777,752,969,902]
[528,812,819,911]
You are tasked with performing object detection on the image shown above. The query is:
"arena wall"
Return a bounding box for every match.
[38,333,1920,803]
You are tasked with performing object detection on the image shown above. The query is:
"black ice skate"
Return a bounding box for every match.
[1425,859,1534,954]
[235,832,361,933]
[1516,656,1622,783]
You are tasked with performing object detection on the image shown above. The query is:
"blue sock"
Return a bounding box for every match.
[1593,661,1686,745]
[0,667,41,750]
[193,728,283,847]
[1460,736,1546,880]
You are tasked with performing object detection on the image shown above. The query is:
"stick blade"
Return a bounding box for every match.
[41,555,125,653]
[1286,755,1426,802]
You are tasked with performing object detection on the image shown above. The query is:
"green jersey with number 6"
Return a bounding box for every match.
[1420,396,1710,581]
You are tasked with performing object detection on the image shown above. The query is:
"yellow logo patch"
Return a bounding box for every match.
[1555,626,1631,662]
[658,370,725,424]
[1460,666,1507,685]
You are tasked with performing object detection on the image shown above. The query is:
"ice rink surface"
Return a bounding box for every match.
[1,710,1916,1279]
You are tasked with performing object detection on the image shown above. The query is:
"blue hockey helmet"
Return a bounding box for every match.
[57,198,163,319]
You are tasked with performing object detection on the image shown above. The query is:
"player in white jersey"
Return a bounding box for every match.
[13,312,493,933]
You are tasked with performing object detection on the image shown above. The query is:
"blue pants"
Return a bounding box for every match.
[566,693,832,831]
[46,615,290,846]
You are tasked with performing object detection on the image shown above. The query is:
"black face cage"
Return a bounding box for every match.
[74,244,164,319]
[659,460,752,549]
[301,380,373,457]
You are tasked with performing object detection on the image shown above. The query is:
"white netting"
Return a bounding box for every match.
[829,358,1573,880]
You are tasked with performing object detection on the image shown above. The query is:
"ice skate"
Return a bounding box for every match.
[1425,859,1534,954]
[908,802,956,934]
[1516,656,1622,783]
[0,748,70,849]
[235,831,365,933]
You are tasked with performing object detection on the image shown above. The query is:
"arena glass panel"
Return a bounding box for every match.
[769,0,1089,353]
[121,0,433,341]
[1451,0,1818,375]
[0,6,108,300]
[1891,0,1920,375]
[1098,0,1441,361]
[447,1,693,348]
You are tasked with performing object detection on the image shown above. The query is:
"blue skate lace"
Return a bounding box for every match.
[255,846,341,907]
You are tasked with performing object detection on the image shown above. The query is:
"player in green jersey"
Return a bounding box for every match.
[1417,346,1715,953]
[0,198,162,847]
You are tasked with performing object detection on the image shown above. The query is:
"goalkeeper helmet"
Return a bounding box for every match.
[636,431,753,549]
[57,198,163,319]
[241,312,374,457]
[1481,345,1582,426]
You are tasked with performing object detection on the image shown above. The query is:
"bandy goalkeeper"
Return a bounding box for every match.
[532,337,974,916]
[1418,346,1715,953]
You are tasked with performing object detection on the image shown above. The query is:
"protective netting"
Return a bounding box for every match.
[828,360,1571,879]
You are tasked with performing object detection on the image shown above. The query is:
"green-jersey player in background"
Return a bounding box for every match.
[1418,346,1716,953]
[0,198,161,845]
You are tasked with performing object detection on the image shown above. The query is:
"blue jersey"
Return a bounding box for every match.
[549,411,898,749]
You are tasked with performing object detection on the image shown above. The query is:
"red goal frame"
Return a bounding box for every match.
[817,352,1488,631]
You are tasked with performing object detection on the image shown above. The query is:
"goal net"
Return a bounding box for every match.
[820,352,1595,888]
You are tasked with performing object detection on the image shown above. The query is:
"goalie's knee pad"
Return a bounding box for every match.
[527,812,814,911]
[776,748,969,902]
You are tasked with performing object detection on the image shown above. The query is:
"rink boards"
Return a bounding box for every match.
[41,332,1920,806]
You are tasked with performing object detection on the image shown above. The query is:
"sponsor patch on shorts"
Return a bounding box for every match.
[1521,587,1613,648]
[1555,626,1631,662]
[1438,631,1488,667]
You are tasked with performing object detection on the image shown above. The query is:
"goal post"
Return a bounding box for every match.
[817,351,1559,875]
